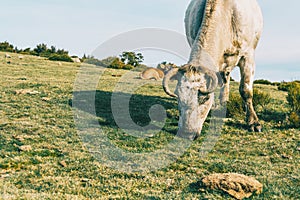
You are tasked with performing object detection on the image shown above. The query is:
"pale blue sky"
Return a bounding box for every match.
[1,0,299,81]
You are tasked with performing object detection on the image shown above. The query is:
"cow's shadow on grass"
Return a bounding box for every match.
[70,90,177,131]
[257,110,286,123]
[224,109,288,131]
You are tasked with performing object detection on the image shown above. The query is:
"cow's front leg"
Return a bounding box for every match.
[219,68,231,105]
[238,55,262,132]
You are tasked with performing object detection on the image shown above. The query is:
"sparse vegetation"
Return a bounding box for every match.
[0,52,299,199]
[0,41,73,62]
[254,79,273,85]
[83,52,145,70]
[48,54,73,62]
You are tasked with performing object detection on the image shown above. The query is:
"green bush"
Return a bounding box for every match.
[278,82,290,91]
[278,81,300,91]
[254,79,273,85]
[100,57,118,67]
[109,58,125,69]
[286,82,300,128]
[226,88,271,118]
[289,112,300,128]
[287,82,300,113]
[0,41,14,52]
[253,88,272,111]
[226,92,244,118]
[48,54,73,62]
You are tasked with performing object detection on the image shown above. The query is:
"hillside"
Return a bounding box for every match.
[0,52,299,199]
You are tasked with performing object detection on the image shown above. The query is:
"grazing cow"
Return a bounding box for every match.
[163,0,263,139]
[5,53,11,58]
[140,68,164,80]
[18,55,24,60]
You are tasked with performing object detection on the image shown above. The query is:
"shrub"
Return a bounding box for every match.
[254,79,273,85]
[286,82,300,128]
[109,58,125,69]
[287,82,300,113]
[278,82,290,91]
[20,48,32,55]
[289,112,300,128]
[48,54,73,62]
[100,56,118,67]
[253,88,272,111]
[226,92,244,118]
[0,41,14,52]
[226,88,271,118]
[278,81,300,91]
[271,82,281,86]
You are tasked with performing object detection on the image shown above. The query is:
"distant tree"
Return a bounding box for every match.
[120,52,144,67]
[50,46,57,54]
[0,41,14,52]
[254,79,273,85]
[56,49,69,55]
[20,48,32,55]
[14,46,20,53]
[33,43,48,56]
[82,54,87,61]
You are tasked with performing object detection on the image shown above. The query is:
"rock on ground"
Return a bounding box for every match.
[201,173,263,200]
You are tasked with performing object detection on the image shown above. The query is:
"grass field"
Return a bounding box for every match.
[0,52,299,199]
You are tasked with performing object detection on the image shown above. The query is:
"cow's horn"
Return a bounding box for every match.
[163,68,179,98]
[198,66,218,94]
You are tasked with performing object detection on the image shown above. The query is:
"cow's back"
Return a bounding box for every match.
[185,0,263,49]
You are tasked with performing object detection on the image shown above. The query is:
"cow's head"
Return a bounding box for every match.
[163,64,222,140]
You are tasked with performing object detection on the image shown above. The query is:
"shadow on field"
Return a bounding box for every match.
[70,90,177,129]
[225,109,289,131]
[224,120,248,130]
[257,110,286,123]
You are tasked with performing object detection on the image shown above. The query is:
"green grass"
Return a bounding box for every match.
[0,52,299,199]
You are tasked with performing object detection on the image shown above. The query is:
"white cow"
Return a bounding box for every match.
[163,0,263,139]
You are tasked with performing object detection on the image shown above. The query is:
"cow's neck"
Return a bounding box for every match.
[188,0,232,71]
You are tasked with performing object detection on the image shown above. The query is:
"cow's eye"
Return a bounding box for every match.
[198,92,210,104]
